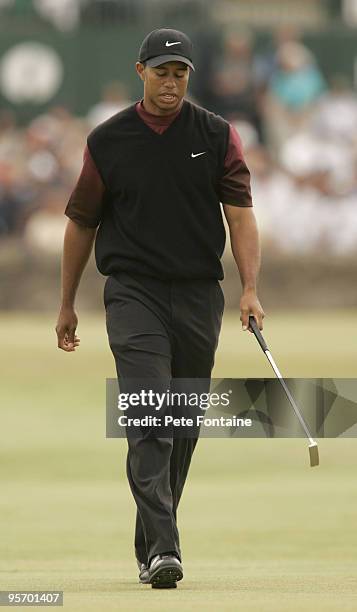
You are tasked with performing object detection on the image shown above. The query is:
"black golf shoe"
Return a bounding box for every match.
[136,559,150,584]
[148,553,183,589]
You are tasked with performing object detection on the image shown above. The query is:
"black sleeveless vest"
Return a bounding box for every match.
[87,99,229,280]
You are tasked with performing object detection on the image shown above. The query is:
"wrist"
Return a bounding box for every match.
[242,285,257,294]
[60,301,75,310]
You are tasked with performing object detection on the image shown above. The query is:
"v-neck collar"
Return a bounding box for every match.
[134,98,188,138]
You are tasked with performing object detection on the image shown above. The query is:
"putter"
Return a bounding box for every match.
[248,315,319,468]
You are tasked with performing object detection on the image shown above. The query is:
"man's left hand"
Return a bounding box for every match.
[240,289,265,332]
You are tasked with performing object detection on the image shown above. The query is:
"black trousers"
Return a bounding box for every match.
[104,271,224,565]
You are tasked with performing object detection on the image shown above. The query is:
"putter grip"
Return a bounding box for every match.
[248,315,268,352]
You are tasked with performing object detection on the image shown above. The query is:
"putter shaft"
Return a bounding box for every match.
[264,349,315,444]
[248,315,319,467]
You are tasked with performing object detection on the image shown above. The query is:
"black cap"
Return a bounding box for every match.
[138,28,195,71]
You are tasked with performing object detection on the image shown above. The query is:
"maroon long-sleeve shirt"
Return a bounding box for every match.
[65,100,252,228]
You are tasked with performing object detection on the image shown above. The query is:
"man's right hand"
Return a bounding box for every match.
[55,307,81,352]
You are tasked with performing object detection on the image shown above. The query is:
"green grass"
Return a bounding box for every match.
[1,310,357,611]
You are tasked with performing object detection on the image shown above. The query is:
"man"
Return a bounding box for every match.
[55,28,264,589]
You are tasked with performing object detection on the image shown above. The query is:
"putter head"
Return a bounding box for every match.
[309,442,319,467]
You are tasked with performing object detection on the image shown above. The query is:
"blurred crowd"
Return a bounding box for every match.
[1,25,357,257]
[0,0,206,29]
[208,26,357,256]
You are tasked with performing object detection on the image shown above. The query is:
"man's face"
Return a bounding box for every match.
[136,61,190,113]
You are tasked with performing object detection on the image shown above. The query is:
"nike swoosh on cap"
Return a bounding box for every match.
[165,41,182,47]
[191,152,206,158]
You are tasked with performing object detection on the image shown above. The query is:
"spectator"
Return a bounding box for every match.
[271,42,326,110]
[279,75,357,195]
[264,41,326,154]
[253,24,302,92]
[86,81,131,128]
[209,27,263,138]
[23,187,68,256]
[33,0,81,31]
[311,74,357,144]
[0,162,31,236]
